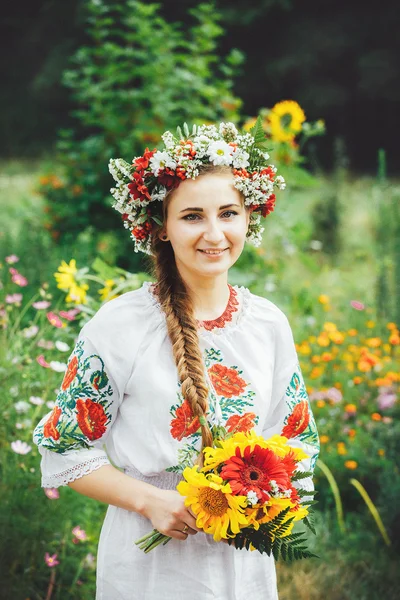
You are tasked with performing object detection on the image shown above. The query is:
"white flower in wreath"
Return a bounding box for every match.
[232,148,250,169]
[207,140,234,166]
[150,151,177,176]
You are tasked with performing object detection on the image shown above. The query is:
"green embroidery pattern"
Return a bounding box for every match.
[282,363,320,469]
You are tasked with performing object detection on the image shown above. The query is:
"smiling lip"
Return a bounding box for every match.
[198,248,228,255]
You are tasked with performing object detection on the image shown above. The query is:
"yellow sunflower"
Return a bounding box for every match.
[177,467,249,542]
[269,100,306,142]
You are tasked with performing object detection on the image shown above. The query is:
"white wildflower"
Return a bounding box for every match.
[29,396,44,406]
[161,131,175,149]
[49,361,67,373]
[11,440,32,455]
[23,325,39,339]
[55,341,70,352]
[14,401,31,413]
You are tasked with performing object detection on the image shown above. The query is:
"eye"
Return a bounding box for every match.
[182,213,201,221]
[221,210,239,218]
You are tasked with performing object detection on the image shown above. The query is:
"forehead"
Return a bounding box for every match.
[168,173,242,211]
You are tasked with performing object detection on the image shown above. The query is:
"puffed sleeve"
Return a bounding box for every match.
[33,326,121,488]
[262,310,320,495]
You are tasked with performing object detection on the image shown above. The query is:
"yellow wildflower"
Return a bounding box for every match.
[320,435,330,444]
[323,322,337,332]
[316,400,326,408]
[98,279,117,302]
[318,294,330,305]
[378,449,385,457]
[54,259,78,291]
[366,320,375,328]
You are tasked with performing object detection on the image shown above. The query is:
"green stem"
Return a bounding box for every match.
[316,459,346,533]
[8,292,40,340]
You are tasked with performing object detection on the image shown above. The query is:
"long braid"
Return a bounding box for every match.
[150,236,214,465]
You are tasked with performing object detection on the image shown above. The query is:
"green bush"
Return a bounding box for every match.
[39,0,244,268]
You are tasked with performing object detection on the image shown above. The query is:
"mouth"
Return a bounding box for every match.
[198,248,228,256]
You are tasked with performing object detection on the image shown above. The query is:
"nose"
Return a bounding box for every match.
[202,217,226,244]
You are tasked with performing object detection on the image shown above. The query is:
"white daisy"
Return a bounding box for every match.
[207,141,234,166]
[149,151,177,176]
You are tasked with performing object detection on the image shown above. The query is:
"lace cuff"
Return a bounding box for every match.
[39,446,111,488]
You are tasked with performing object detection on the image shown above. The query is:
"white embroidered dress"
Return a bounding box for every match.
[33,282,320,600]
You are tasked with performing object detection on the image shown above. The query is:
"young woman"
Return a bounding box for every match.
[33,122,320,600]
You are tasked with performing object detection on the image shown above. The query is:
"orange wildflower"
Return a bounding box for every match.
[344,404,357,415]
[371,413,382,421]
[344,460,358,469]
[320,435,330,444]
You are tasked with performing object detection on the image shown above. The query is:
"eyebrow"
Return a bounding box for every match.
[179,203,241,213]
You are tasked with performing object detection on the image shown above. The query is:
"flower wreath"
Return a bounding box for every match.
[109,118,286,255]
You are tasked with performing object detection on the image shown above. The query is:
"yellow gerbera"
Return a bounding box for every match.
[269,100,306,142]
[177,467,249,542]
[54,259,78,291]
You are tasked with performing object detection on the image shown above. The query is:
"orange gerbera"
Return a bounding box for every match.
[281,401,310,438]
[170,399,200,441]
[220,444,291,503]
[61,355,78,390]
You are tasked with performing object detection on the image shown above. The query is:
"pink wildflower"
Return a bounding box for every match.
[5,255,19,264]
[44,552,59,567]
[350,300,365,311]
[46,312,64,328]
[44,488,60,500]
[37,354,50,368]
[72,526,88,542]
[5,293,23,304]
[59,308,80,321]
[33,300,51,310]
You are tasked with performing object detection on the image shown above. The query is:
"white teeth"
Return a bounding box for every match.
[201,250,225,255]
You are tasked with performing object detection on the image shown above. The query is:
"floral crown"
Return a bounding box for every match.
[109,119,286,254]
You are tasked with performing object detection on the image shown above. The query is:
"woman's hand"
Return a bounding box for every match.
[142,488,202,541]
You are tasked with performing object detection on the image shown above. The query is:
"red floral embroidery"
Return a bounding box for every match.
[61,355,78,391]
[43,407,62,440]
[208,363,247,398]
[170,399,200,441]
[197,285,239,331]
[226,412,256,433]
[281,401,310,439]
[76,399,108,441]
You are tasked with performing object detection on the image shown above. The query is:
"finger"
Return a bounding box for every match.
[185,511,202,532]
[169,529,189,541]
[178,522,198,535]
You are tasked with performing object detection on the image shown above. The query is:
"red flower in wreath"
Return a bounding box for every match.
[281,401,310,439]
[208,364,247,398]
[128,171,151,202]
[76,399,108,441]
[226,412,257,433]
[170,399,200,441]
[43,406,62,440]
[221,444,291,503]
[134,147,156,172]
[61,355,78,390]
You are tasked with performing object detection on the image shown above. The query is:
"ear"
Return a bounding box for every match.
[159,230,169,242]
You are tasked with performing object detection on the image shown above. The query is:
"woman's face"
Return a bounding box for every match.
[163,172,250,282]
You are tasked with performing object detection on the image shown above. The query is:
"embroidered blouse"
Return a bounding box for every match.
[33,282,320,600]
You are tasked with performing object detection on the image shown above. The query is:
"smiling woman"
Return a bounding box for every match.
[33,121,319,600]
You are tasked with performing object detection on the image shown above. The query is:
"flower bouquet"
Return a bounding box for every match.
[135,429,318,561]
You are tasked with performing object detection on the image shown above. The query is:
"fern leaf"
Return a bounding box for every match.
[249,115,266,145]
[292,470,313,481]
[297,489,318,497]
[304,516,317,535]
